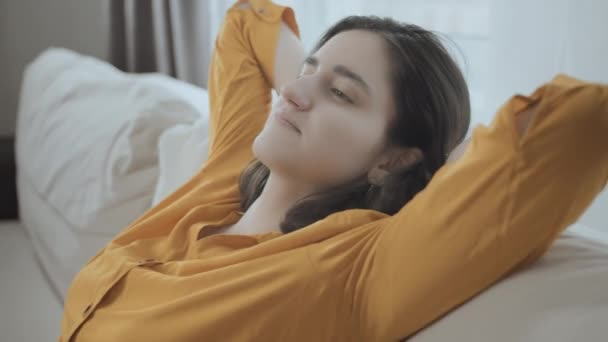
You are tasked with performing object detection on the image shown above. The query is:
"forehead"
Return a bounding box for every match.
[315,30,393,99]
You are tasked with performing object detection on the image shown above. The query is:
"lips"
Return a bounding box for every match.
[275,110,301,133]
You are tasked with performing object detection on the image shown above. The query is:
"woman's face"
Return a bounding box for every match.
[253,29,395,190]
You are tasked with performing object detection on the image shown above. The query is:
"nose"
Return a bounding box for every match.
[279,78,312,111]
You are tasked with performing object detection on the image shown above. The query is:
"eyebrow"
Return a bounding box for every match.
[304,56,370,95]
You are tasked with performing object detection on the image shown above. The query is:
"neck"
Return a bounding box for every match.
[235,172,314,234]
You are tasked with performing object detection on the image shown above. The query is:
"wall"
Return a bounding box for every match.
[0,0,109,137]
[486,0,608,235]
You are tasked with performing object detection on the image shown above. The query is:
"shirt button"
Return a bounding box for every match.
[83,304,92,316]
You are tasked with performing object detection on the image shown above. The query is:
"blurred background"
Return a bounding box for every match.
[1,0,607,341]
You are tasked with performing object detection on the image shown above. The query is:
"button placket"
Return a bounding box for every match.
[66,261,137,341]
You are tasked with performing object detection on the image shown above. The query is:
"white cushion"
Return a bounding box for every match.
[16,47,207,236]
[153,119,211,205]
[410,228,608,342]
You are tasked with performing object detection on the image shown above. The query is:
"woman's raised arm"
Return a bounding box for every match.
[203,0,301,180]
[354,75,608,340]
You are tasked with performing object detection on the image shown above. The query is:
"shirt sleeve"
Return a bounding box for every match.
[201,0,300,203]
[355,75,608,340]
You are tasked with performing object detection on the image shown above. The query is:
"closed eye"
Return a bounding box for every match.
[331,88,353,103]
[296,69,354,104]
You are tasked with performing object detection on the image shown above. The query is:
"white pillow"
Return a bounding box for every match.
[410,228,608,342]
[17,47,205,235]
[153,119,211,205]
[152,92,277,205]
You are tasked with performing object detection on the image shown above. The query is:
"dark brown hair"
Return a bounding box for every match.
[239,16,470,234]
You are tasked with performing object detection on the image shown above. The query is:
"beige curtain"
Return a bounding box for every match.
[109,0,212,88]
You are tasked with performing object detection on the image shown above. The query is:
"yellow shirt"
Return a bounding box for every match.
[59,1,608,341]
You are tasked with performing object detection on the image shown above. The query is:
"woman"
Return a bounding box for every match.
[59,0,607,341]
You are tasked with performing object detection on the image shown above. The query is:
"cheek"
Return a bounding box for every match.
[252,108,386,186]
[308,114,385,173]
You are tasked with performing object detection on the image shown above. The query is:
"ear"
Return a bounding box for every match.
[368,146,423,185]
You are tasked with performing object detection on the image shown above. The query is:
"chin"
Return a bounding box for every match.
[252,135,277,167]
[253,137,301,176]
[252,133,272,161]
